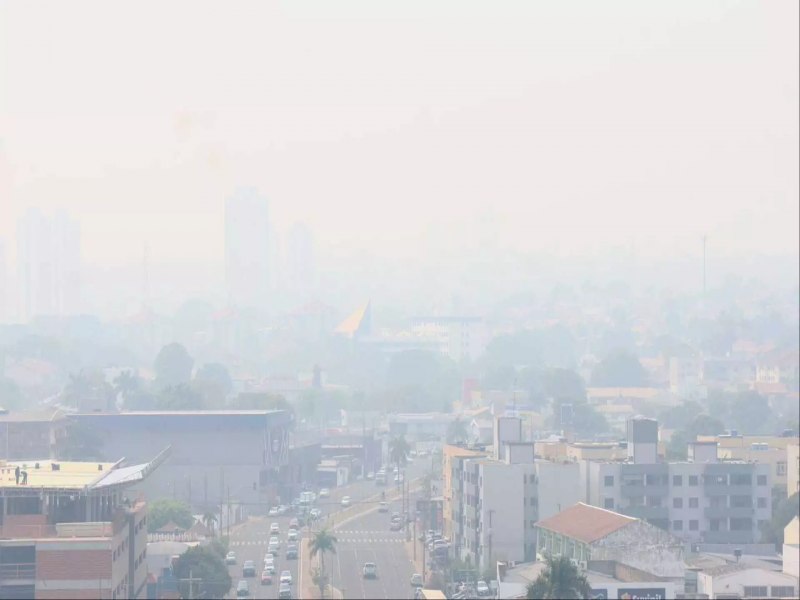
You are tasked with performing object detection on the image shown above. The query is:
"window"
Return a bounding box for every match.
[771,586,796,597]
[730,474,752,485]
[757,474,768,486]
[757,497,767,508]
[777,462,787,476]
[689,497,699,508]
[672,520,683,531]
[604,498,615,509]
[647,496,662,507]
[673,497,683,508]
[689,475,698,486]
[689,520,699,531]
[672,475,682,486]
[730,495,752,508]
[730,518,753,531]
[743,587,768,598]
[604,475,614,487]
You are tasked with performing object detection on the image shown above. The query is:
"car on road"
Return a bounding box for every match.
[285,543,298,559]
[268,506,279,516]
[225,551,237,565]
[278,504,289,514]
[362,562,378,579]
[310,507,322,518]
[260,570,273,585]
[378,501,388,512]
[410,573,424,588]
[280,570,293,585]
[341,496,351,507]
[278,582,292,599]
[389,520,403,531]
[287,529,298,542]
[269,535,281,548]
[318,488,330,498]
[477,580,491,597]
[270,522,280,534]
[242,560,256,577]
[366,471,374,480]
[268,541,279,556]
[236,579,249,597]
[289,518,299,530]
[264,562,276,575]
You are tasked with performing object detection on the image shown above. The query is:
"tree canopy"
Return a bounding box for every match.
[148,499,194,533]
[154,343,194,389]
[590,351,647,387]
[194,362,233,403]
[527,555,591,599]
[173,546,231,600]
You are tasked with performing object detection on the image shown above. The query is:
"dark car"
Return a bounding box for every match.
[286,544,298,559]
[242,560,256,577]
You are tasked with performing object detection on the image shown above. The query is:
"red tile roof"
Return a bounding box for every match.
[535,502,637,544]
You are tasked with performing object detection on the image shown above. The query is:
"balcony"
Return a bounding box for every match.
[704,506,755,519]
[620,483,668,498]
[703,484,754,497]
[0,563,36,579]
[703,530,757,544]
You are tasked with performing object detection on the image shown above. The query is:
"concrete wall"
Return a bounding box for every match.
[535,461,582,522]
[591,521,686,579]
[478,462,526,570]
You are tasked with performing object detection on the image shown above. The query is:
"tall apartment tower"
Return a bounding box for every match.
[16,208,81,322]
[225,188,270,310]
[627,416,658,464]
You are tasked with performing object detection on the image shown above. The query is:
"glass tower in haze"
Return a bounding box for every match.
[225,187,270,310]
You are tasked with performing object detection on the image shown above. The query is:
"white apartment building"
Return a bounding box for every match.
[581,420,772,544]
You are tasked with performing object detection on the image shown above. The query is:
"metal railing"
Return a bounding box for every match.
[0,562,36,579]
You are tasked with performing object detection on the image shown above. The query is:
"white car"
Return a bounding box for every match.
[287,529,298,542]
[341,496,351,507]
[280,570,292,585]
[226,551,237,565]
[319,488,330,498]
[270,522,280,534]
[477,580,491,597]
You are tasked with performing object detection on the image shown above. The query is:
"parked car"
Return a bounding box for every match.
[477,580,491,597]
[410,573,424,588]
[242,560,256,577]
[226,551,237,565]
[286,544,298,559]
[362,562,378,579]
[341,496,351,507]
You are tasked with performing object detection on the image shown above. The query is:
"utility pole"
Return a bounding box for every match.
[227,486,231,539]
[702,234,707,298]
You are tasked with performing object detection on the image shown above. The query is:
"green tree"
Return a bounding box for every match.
[543,368,586,401]
[760,492,799,548]
[147,499,194,532]
[173,546,232,599]
[202,511,218,535]
[666,413,726,460]
[0,377,24,410]
[526,555,591,599]
[658,401,703,430]
[113,370,141,404]
[550,399,609,437]
[591,351,647,387]
[310,529,338,597]
[157,383,205,411]
[154,343,194,389]
[194,363,233,406]
[446,417,469,444]
[56,422,104,461]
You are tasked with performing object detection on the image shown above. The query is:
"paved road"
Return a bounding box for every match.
[327,497,419,600]
[225,514,302,599]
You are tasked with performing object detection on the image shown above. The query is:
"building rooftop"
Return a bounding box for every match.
[1,459,118,490]
[535,502,637,544]
[0,409,68,423]
[76,410,280,416]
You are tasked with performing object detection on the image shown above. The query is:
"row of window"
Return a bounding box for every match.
[606,474,769,487]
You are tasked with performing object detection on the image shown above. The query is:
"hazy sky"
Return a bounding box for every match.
[1,0,798,273]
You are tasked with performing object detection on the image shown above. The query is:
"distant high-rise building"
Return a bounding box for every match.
[225,188,270,309]
[286,221,315,302]
[16,208,81,321]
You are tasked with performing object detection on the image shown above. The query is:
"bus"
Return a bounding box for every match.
[418,590,447,600]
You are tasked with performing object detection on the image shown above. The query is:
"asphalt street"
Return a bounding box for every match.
[327,496,419,600]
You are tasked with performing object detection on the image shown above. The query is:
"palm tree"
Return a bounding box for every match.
[113,370,141,407]
[446,417,469,444]
[526,555,591,599]
[389,435,410,479]
[202,511,217,535]
[310,529,338,598]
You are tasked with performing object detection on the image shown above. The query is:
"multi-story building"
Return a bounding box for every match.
[225,187,270,310]
[0,452,166,599]
[582,418,772,544]
[0,411,68,461]
[16,208,81,321]
[696,432,800,496]
[442,444,487,547]
[788,441,799,498]
[70,410,293,513]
